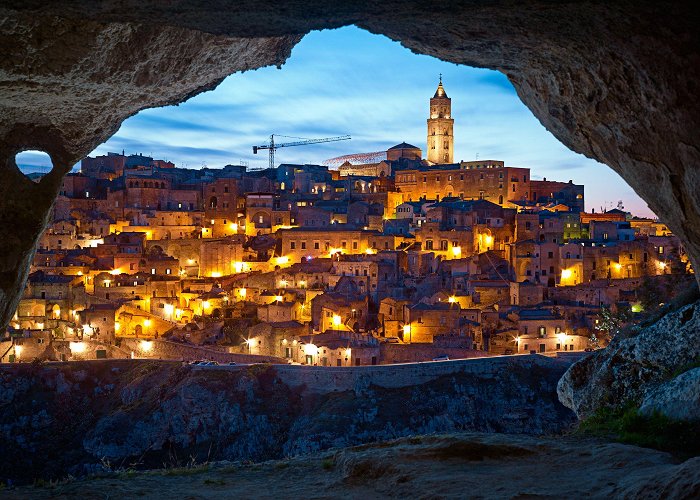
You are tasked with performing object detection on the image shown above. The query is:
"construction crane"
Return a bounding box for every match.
[253,134,351,169]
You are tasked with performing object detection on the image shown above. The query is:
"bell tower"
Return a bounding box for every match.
[427,75,454,164]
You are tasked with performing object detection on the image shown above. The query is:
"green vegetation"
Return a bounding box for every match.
[596,276,700,342]
[639,276,699,329]
[594,306,631,342]
[161,464,209,477]
[577,405,700,457]
[321,459,335,471]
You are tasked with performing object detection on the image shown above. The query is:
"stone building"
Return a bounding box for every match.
[395,162,530,207]
[278,226,394,263]
[198,235,248,277]
[203,178,244,237]
[427,77,454,164]
[401,302,462,343]
[514,309,587,354]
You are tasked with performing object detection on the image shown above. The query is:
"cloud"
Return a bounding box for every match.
[15,150,51,166]
[85,25,655,218]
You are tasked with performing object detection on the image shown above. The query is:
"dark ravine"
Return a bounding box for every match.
[0,356,573,484]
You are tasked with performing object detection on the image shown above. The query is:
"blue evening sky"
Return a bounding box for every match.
[18,26,653,217]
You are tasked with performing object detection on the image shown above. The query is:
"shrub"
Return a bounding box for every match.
[577,405,700,457]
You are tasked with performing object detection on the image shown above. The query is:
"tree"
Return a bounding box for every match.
[637,275,663,313]
[595,305,632,344]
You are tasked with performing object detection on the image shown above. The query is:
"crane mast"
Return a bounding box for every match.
[253,134,351,169]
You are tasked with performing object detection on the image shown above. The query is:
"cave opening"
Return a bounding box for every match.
[0,3,697,337]
[1,2,699,488]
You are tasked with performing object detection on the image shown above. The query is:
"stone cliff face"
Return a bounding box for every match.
[558,300,700,420]
[0,356,573,483]
[0,1,699,330]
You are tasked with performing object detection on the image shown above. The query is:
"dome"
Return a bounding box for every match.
[389,142,420,150]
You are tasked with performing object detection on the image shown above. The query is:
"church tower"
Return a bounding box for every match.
[427,76,454,164]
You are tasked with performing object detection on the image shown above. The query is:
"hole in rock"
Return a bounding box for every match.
[14,150,55,181]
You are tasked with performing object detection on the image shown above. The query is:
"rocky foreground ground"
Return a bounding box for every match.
[5,432,699,499]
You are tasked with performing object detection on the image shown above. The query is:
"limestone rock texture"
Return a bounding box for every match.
[558,301,700,419]
[0,1,698,330]
[0,357,573,483]
[6,433,700,499]
[639,367,700,421]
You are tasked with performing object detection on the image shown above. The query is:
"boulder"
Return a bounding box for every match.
[558,301,700,419]
[639,367,700,421]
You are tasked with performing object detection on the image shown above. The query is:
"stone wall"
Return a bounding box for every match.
[120,338,284,364]
[379,343,489,364]
[271,353,551,395]
[0,338,283,364]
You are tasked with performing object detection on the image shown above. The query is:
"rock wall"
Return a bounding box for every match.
[0,356,574,483]
[0,2,698,330]
[120,338,285,364]
[379,344,489,364]
[272,355,534,395]
[558,300,700,419]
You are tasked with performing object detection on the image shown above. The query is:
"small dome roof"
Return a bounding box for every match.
[389,142,420,150]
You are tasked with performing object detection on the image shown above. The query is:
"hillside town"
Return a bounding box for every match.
[3,80,689,365]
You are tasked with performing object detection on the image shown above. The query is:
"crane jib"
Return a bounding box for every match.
[250,135,351,167]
